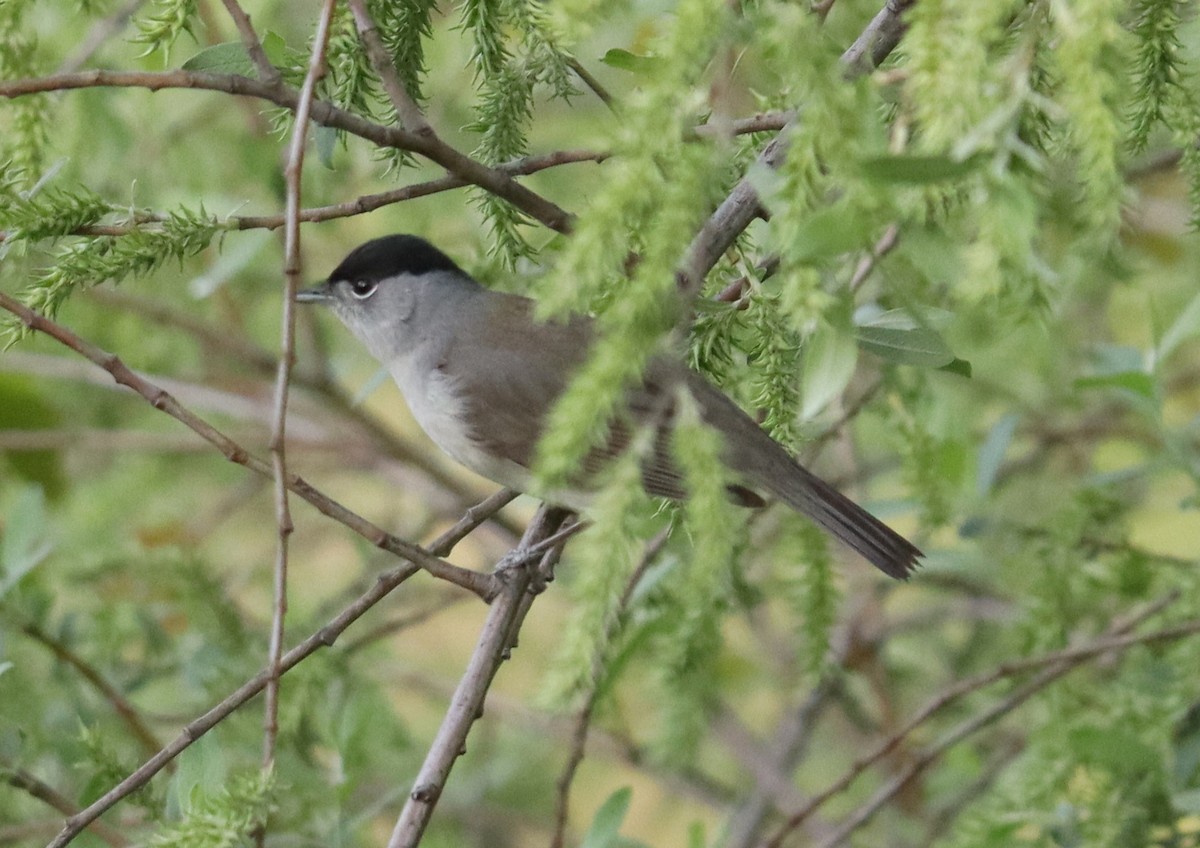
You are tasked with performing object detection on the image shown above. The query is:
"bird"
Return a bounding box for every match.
[297,234,922,579]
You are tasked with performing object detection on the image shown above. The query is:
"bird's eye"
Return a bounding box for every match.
[348,280,377,300]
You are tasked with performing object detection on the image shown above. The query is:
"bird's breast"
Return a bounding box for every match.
[388,357,532,492]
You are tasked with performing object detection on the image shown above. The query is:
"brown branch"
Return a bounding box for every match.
[40,487,514,848]
[676,0,916,300]
[346,0,430,135]
[15,619,164,761]
[0,292,495,601]
[387,506,571,848]
[260,0,336,785]
[218,0,281,85]
[2,760,129,848]
[766,592,1193,847]
[0,149,604,249]
[847,223,900,292]
[0,69,574,234]
[566,56,614,108]
[550,527,669,848]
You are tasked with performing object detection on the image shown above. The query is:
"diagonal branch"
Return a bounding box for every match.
[218,0,280,85]
[38,488,514,848]
[2,759,129,848]
[767,591,1195,847]
[676,0,916,299]
[0,69,574,234]
[15,618,164,761]
[387,506,571,848]
[0,292,496,601]
[346,0,431,135]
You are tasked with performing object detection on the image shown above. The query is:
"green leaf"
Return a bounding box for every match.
[800,322,857,420]
[1074,371,1157,399]
[182,42,256,75]
[580,787,633,848]
[600,49,661,75]
[940,357,972,377]
[977,413,1018,496]
[0,485,54,598]
[855,325,956,367]
[0,375,65,498]
[181,32,286,75]
[1156,290,1200,365]
[785,204,872,263]
[860,153,983,184]
[580,787,632,848]
[315,125,338,170]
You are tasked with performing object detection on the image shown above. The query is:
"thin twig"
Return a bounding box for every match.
[0,293,496,600]
[218,0,281,85]
[346,0,431,135]
[0,149,604,246]
[341,591,471,654]
[676,0,915,300]
[847,224,900,292]
[38,488,514,848]
[14,619,164,761]
[2,760,129,848]
[566,56,614,108]
[428,489,520,557]
[549,527,670,848]
[260,0,336,785]
[387,507,570,848]
[56,0,145,75]
[766,592,1192,847]
[0,69,574,234]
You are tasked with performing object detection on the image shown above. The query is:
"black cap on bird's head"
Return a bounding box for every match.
[328,234,462,284]
[296,234,464,305]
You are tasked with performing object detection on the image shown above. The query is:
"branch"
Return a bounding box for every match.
[1,759,129,848]
[260,0,336,785]
[0,292,496,601]
[387,506,571,848]
[14,618,164,760]
[346,0,431,135]
[676,0,916,299]
[550,528,669,848]
[0,70,574,234]
[218,0,281,85]
[41,488,514,848]
[766,592,1195,847]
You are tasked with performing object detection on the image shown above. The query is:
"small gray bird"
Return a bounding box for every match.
[297,234,921,579]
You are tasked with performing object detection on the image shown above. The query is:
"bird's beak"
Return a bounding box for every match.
[296,281,334,304]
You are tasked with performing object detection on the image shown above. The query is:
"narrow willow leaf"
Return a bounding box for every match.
[977,413,1019,496]
[579,787,633,848]
[855,325,956,367]
[600,48,662,75]
[800,322,857,420]
[1074,371,1157,399]
[859,153,983,184]
[181,42,256,74]
[0,485,54,598]
[1156,290,1200,365]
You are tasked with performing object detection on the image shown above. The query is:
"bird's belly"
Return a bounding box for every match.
[393,364,533,491]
